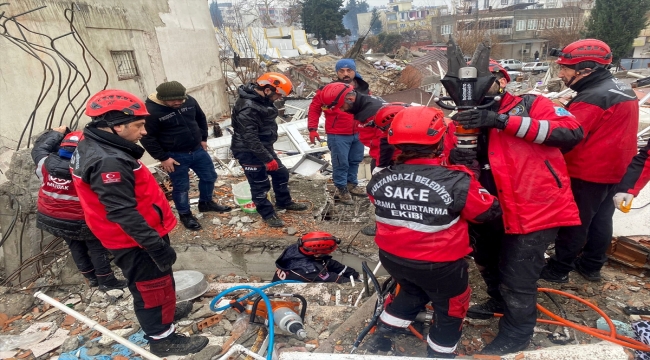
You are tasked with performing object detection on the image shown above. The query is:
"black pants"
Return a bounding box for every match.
[111,236,176,338]
[472,220,557,340]
[380,252,469,351]
[64,237,114,283]
[549,178,618,274]
[233,150,292,219]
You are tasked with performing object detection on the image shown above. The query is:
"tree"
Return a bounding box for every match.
[209,1,224,28]
[370,8,383,35]
[377,32,403,54]
[585,0,650,63]
[343,0,370,37]
[302,0,350,45]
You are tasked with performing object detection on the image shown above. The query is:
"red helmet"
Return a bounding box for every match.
[85,90,149,118]
[298,231,341,256]
[554,39,612,66]
[375,103,410,130]
[489,60,510,82]
[320,83,355,110]
[388,106,447,146]
[60,131,83,148]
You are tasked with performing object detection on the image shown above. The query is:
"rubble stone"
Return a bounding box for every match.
[229,216,241,225]
[60,336,80,353]
[0,287,34,316]
[212,217,222,225]
[240,216,253,223]
[287,227,297,236]
[186,345,223,360]
[190,304,214,320]
[222,319,233,331]
[106,289,124,298]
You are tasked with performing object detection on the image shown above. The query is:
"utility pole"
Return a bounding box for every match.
[475,0,479,30]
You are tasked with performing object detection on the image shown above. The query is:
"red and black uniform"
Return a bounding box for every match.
[549,68,640,276]
[461,91,583,342]
[271,244,359,283]
[31,130,115,284]
[619,138,650,196]
[71,127,178,339]
[367,158,501,354]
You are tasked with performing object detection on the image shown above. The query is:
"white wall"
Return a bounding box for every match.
[0,0,228,163]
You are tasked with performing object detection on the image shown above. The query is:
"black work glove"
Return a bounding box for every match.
[449,148,477,166]
[452,109,509,130]
[147,242,177,272]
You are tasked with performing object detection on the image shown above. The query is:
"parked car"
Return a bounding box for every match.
[498,59,523,71]
[522,61,550,74]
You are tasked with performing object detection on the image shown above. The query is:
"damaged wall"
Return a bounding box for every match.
[0,0,228,162]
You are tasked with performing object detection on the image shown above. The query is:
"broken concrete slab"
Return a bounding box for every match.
[31,328,69,357]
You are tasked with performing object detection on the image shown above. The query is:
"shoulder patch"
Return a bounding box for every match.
[101,172,122,184]
[554,106,572,117]
[508,104,525,116]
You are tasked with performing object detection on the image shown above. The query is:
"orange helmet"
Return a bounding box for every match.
[85,89,149,119]
[553,39,612,66]
[257,72,293,96]
[60,131,83,148]
[388,107,447,146]
[298,231,341,256]
[320,83,355,110]
[375,103,410,130]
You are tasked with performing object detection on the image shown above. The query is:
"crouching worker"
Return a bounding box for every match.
[32,127,127,291]
[272,231,360,283]
[365,107,502,358]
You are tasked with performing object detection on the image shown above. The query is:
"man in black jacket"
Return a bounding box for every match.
[71,89,206,357]
[231,72,307,227]
[141,81,231,230]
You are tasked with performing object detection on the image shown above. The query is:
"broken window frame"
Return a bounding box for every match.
[110,50,140,81]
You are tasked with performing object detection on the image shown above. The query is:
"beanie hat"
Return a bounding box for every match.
[156,81,188,101]
[335,59,363,80]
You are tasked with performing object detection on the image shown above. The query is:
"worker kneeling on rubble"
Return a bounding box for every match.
[32,128,127,292]
[365,107,502,358]
[272,231,359,283]
[71,90,207,357]
[231,72,308,228]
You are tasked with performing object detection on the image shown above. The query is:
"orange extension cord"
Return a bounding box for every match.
[400,286,650,352]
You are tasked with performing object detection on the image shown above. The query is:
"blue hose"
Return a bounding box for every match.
[209,280,301,360]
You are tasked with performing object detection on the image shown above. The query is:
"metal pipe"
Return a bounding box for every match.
[215,344,266,360]
[34,291,162,360]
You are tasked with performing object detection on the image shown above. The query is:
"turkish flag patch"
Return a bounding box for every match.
[101,172,122,184]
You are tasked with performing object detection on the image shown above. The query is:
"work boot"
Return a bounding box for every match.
[539,265,569,284]
[466,298,505,319]
[265,215,285,228]
[179,213,202,230]
[276,202,308,211]
[198,201,232,213]
[365,322,400,353]
[98,275,128,292]
[86,277,99,288]
[575,261,602,282]
[347,183,367,197]
[427,347,456,358]
[479,334,530,355]
[334,186,354,205]
[361,224,376,236]
[149,333,209,356]
[174,301,193,322]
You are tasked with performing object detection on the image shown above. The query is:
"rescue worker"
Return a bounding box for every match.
[71,90,206,357]
[230,73,308,228]
[366,106,502,358]
[448,60,584,355]
[141,81,232,230]
[308,59,371,204]
[272,231,359,283]
[32,127,127,291]
[541,39,639,283]
[614,138,650,212]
